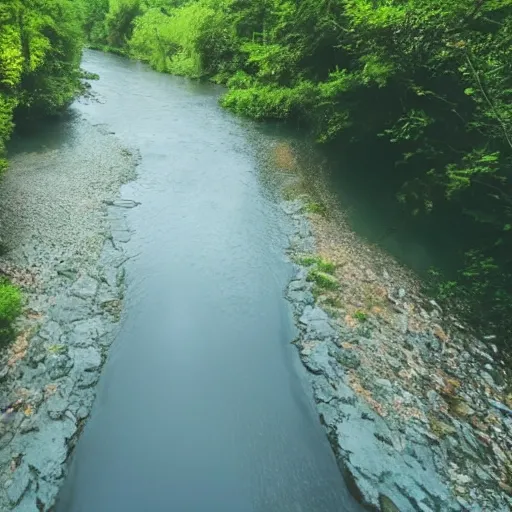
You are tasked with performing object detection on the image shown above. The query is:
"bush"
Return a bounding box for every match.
[307,269,339,291]
[0,0,83,166]
[0,280,22,345]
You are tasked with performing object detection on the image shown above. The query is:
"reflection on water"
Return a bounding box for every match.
[255,123,464,277]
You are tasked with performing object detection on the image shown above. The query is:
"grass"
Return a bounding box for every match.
[322,296,342,308]
[307,269,339,290]
[0,280,22,346]
[305,201,328,216]
[361,283,387,311]
[47,344,68,355]
[353,310,368,322]
[295,254,336,274]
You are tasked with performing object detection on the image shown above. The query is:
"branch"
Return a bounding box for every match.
[472,178,512,206]
[468,0,486,19]
[465,52,512,151]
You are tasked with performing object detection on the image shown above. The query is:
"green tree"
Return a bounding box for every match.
[0,0,83,170]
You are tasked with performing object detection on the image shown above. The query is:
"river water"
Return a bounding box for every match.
[54,51,362,511]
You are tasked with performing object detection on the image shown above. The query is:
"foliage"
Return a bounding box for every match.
[296,254,336,274]
[305,201,328,216]
[0,0,84,170]
[307,269,339,291]
[0,279,22,345]
[81,0,512,341]
[353,310,368,322]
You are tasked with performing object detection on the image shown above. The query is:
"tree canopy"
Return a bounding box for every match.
[3,0,512,340]
[0,0,83,170]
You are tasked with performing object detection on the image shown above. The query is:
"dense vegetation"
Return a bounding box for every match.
[2,0,511,342]
[0,280,21,344]
[0,0,84,172]
[82,0,512,341]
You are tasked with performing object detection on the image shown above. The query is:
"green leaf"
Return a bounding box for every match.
[464,87,475,95]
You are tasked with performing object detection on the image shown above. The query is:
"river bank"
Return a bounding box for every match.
[0,48,511,511]
[281,185,512,510]
[0,112,137,510]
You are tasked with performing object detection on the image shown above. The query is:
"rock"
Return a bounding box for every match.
[365,268,377,281]
[450,399,475,418]
[488,399,512,417]
[429,299,443,312]
[67,317,106,347]
[395,314,409,334]
[307,319,336,339]
[374,379,393,391]
[35,479,60,509]
[312,376,338,404]
[480,371,495,387]
[26,336,47,367]
[70,275,99,299]
[76,406,90,420]
[288,279,307,292]
[106,199,140,209]
[474,467,492,482]
[77,371,100,389]
[427,390,445,411]
[0,365,8,382]
[55,263,78,280]
[6,463,32,505]
[287,290,314,306]
[71,346,102,372]
[38,321,63,342]
[47,354,73,380]
[470,346,494,363]
[300,306,336,339]
[379,494,400,512]
[24,418,77,479]
[20,417,39,434]
[427,335,441,352]
[333,347,361,370]
[300,342,336,378]
[281,200,304,215]
[47,395,69,420]
[50,295,92,324]
[430,418,456,438]
[297,218,311,238]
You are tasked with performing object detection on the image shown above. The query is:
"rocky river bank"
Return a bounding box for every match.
[0,116,137,511]
[0,99,511,512]
[282,195,512,512]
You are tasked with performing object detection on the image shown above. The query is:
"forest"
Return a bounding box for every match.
[1,0,512,343]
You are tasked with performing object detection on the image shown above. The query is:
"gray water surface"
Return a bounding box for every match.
[56,51,361,512]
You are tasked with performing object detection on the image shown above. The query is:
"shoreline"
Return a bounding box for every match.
[281,194,512,511]
[0,117,138,510]
[0,75,510,511]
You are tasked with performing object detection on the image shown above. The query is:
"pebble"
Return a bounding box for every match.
[0,124,136,511]
[281,187,512,511]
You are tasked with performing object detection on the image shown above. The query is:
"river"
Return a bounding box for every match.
[52,51,362,511]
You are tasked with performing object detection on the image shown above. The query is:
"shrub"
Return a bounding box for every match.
[307,269,339,290]
[0,280,22,345]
